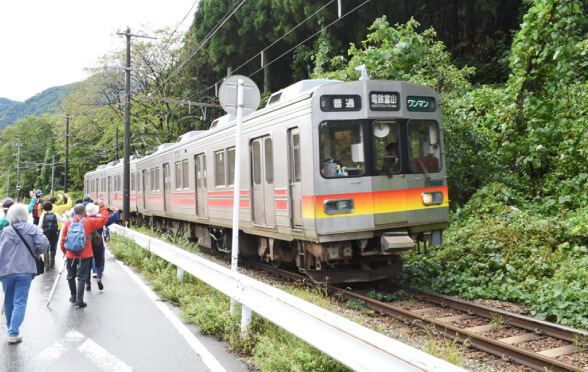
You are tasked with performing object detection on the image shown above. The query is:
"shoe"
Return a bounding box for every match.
[86,284,91,291]
[92,273,98,278]
[7,335,22,344]
[69,295,76,303]
[97,280,104,290]
[75,302,87,308]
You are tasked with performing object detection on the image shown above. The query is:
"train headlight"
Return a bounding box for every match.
[422,191,443,206]
[324,198,354,215]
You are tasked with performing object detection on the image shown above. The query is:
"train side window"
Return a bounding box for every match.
[182,159,189,189]
[155,168,160,190]
[264,138,273,184]
[215,150,225,186]
[227,147,235,186]
[175,161,182,189]
[319,120,365,178]
[252,141,261,185]
[408,120,441,174]
[291,132,301,182]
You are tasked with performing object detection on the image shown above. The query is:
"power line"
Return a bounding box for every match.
[190,0,372,101]
[154,0,248,94]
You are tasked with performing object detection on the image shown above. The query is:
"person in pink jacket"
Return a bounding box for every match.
[59,201,108,308]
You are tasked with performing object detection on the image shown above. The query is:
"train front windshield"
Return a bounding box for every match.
[319,119,442,178]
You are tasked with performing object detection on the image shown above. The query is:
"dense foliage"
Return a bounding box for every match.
[0,85,71,129]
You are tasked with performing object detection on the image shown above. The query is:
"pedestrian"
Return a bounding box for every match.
[0,203,49,344]
[85,203,119,291]
[47,193,72,256]
[60,202,108,308]
[28,190,45,226]
[0,197,14,232]
[38,202,67,270]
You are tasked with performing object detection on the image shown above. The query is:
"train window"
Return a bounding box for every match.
[131,173,135,192]
[291,131,301,182]
[155,168,160,190]
[408,120,441,173]
[215,151,225,186]
[374,120,402,175]
[264,138,273,184]
[319,120,365,178]
[252,141,261,185]
[227,147,235,185]
[150,169,155,191]
[175,162,182,189]
[203,155,207,187]
[182,160,189,189]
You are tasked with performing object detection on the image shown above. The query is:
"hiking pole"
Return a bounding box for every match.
[47,255,67,307]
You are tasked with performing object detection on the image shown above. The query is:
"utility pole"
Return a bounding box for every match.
[117,28,156,227]
[115,126,119,160]
[12,144,22,202]
[64,116,70,193]
[51,154,56,198]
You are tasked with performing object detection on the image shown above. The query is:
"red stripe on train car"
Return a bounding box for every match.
[208,199,250,208]
[275,200,288,210]
[171,199,195,205]
[275,190,287,196]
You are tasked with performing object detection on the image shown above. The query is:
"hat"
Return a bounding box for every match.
[2,197,14,209]
[83,194,93,202]
[35,190,43,197]
[85,203,99,216]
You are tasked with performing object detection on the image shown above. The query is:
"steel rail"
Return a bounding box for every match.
[250,262,586,371]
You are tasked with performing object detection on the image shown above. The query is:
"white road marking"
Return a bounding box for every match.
[78,338,133,372]
[112,250,227,372]
[38,330,85,360]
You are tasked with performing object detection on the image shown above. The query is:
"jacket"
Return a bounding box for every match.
[60,207,109,259]
[51,197,72,230]
[0,221,49,278]
[86,210,120,249]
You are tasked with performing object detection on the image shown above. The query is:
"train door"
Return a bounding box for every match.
[163,163,172,214]
[251,136,275,226]
[107,176,112,205]
[142,169,148,210]
[288,129,303,229]
[194,153,208,218]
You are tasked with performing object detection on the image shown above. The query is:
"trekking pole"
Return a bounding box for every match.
[47,254,67,307]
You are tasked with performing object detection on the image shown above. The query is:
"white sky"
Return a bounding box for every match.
[0,0,197,102]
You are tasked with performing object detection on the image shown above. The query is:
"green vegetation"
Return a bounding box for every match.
[109,234,350,372]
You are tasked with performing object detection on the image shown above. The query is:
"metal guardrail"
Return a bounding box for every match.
[111,225,465,372]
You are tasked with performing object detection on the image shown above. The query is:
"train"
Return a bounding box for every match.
[84,77,450,283]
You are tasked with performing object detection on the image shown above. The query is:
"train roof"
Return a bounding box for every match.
[266,79,340,107]
[177,130,207,143]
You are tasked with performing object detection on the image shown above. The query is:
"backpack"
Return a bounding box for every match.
[32,201,43,218]
[89,230,103,248]
[65,217,87,253]
[42,212,58,237]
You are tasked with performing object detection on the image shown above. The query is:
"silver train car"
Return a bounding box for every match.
[84,79,449,283]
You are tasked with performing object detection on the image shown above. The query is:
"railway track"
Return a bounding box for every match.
[249,262,588,371]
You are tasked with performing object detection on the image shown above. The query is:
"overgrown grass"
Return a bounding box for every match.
[108,234,350,372]
[402,183,588,330]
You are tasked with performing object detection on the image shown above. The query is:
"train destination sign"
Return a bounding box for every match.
[407,96,436,112]
[320,95,361,112]
[369,91,400,111]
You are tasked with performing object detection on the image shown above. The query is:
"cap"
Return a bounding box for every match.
[35,190,43,197]
[85,203,99,215]
[2,197,14,209]
[83,194,92,202]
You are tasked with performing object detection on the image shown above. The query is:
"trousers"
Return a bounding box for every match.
[1,274,33,337]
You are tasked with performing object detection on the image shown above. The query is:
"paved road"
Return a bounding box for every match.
[0,249,251,372]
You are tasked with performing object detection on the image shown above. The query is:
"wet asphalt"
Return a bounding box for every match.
[0,250,250,372]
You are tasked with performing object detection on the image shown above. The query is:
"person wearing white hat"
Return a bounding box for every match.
[84,203,120,291]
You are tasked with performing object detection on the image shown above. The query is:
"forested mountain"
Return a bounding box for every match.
[0,84,74,129]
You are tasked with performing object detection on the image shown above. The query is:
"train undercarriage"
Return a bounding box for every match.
[129,213,408,284]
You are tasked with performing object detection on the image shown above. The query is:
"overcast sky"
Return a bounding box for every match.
[0,0,197,102]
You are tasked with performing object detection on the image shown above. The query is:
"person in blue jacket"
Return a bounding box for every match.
[84,202,119,291]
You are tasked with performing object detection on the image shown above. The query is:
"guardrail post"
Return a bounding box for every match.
[241,305,252,335]
[177,267,184,282]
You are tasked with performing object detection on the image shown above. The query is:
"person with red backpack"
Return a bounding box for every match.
[28,190,44,226]
[59,201,108,308]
